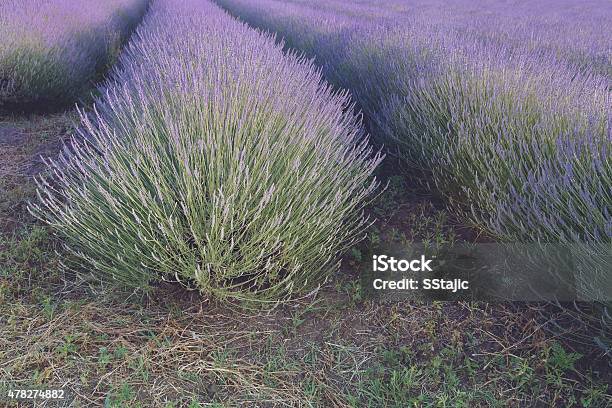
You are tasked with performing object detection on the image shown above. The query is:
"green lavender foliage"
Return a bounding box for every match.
[30,0,382,303]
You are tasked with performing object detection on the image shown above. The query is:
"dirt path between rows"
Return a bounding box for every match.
[0,113,74,234]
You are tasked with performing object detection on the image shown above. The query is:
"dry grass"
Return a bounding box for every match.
[3,281,610,406]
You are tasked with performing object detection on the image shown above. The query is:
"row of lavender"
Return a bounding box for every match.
[216,0,611,296]
[0,0,149,110]
[31,0,382,303]
[266,0,611,80]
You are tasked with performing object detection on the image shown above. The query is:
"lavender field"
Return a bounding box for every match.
[0,0,148,110]
[218,0,612,354]
[217,0,610,247]
[0,0,611,406]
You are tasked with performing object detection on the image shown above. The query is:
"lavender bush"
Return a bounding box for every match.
[30,0,382,303]
[0,0,148,110]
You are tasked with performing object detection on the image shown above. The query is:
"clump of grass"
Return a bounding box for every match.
[30,0,382,303]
